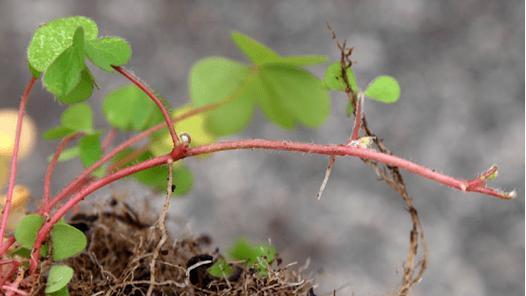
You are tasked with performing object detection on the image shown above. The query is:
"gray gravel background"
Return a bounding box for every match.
[0,1,524,295]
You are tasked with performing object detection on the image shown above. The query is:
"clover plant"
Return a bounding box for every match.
[0,16,513,295]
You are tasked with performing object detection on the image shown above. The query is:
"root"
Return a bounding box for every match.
[33,198,316,295]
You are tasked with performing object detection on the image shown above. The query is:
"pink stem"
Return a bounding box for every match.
[0,238,15,256]
[43,124,161,212]
[0,77,37,244]
[101,128,117,152]
[0,260,16,266]
[318,90,364,200]
[0,261,19,289]
[42,133,80,213]
[4,268,26,296]
[3,286,27,296]
[30,153,178,272]
[466,165,498,189]
[186,139,514,199]
[106,145,149,174]
[30,139,513,272]
[349,93,364,142]
[44,102,221,212]
[113,66,180,146]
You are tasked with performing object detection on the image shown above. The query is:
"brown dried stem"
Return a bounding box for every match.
[328,25,428,295]
[146,159,174,296]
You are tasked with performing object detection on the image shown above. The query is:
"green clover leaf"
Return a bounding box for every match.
[28,16,98,72]
[364,75,401,103]
[43,27,86,99]
[51,224,87,261]
[45,265,74,294]
[86,36,132,72]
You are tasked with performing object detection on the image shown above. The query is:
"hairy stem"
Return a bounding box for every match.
[106,144,149,174]
[44,73,236,212]
[0,260,19,288]
[29,137,511,273]
[44,102,222,212]
[113,66,180,146]
[4,267,25,296]
[0,238,15,257]
[349,92,364,142]
[29,153,178,272]
[42,133,80,214]
[101,128,117,152]
[186,139,514,199]
[0,77,37,244]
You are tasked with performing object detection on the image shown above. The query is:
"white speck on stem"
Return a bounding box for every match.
[180,133,191,145]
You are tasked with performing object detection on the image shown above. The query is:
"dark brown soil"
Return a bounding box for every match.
[37,198,316,295]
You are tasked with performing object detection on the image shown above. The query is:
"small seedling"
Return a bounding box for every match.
[207,258,235,279]
[208,239,277,278]
[0,16,514,295]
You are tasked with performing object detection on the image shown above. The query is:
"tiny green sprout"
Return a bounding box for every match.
[486,171,498,181]
[207,258,234,278]
[208,238,276,277]
[228,238,276,276]
[485,165,499,181]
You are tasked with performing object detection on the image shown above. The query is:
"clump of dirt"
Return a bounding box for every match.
[37,199,316,295]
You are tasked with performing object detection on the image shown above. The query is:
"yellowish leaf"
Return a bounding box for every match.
[149,105,216,156]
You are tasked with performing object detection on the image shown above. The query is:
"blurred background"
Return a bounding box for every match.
[0,0,523,295]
